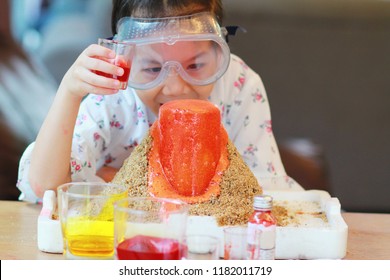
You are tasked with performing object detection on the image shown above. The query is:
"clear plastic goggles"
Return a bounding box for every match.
[114,12,230,90]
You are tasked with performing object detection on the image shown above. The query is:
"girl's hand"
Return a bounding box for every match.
[60,44,125,98]
[97,166,119,183]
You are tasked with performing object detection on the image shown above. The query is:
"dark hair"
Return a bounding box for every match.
[0,0,33,71]
[0,118,24,200]
[111,0,223,35]
[0,33,33,71]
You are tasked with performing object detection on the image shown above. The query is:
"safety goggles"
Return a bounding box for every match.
[114,12,231,90]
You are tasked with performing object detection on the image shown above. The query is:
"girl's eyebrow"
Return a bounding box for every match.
[139,58,160,65]
[183,52,208,64]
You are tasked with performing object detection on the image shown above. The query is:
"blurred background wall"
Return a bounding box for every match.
[3,0,390,212]
[224,0,390,212]
[11,0,113,84]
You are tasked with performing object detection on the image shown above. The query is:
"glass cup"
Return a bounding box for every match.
[57,182,128,259]
[96,38,132,89]
[184,235,220,260]
[114,197,188,260]
[223,226,248,260]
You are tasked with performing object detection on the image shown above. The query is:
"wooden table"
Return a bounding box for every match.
[0,200,389,260]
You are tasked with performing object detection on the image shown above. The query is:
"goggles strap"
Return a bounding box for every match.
[223,26,247,43]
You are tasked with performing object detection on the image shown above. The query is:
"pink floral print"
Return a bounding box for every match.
[135,106,146,125]
[244,143,258,156]
[252,88,265,103]
[261,120,273,133]
[124,141,138,151]
[267,162,276,175]
[75,114,87,126]
[104,154,115,165]
[71,160,92,174]
[109,114,124,129]
[233,73,245,90]
[92,95,105,106]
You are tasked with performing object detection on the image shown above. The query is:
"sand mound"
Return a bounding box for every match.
[112,132,262,226]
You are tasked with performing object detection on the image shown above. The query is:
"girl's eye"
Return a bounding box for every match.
[187,63,205,71]
[144,67,162,74]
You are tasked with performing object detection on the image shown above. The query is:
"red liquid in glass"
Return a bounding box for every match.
[94,61,130,82]
[117,235,186,260]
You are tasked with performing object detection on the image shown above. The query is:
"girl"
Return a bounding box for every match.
[17,0,301,202]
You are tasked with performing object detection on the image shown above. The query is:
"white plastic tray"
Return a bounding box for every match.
[37,189,348,259]
[267,189,348,259]
[187,189,348,259]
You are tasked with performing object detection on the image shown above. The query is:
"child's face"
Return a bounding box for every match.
[130,41,221,88]
[132,40,217,115]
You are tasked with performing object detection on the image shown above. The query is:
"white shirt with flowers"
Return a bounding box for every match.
[17,54,301,203]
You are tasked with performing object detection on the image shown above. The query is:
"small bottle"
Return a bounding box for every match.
[247,195,277,260]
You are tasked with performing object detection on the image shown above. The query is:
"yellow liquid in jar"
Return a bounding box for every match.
[67,235,114,257]
[66,220,114,257]
[64,190,127,258]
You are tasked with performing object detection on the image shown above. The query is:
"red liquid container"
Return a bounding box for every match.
[94,61,130,83]
[116,235,186,260]
[247,195,277,260]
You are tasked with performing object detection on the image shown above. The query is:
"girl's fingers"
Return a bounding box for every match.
[84,56,124,77]
[73,54,123,87]
[64,44,128,97]
[84,44,116,59]
[78,44,124,76]
[74,67,121,91]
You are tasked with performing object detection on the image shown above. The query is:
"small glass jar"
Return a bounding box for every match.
[247,195,277,260]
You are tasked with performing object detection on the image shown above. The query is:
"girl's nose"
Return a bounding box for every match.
[161,70,189,97]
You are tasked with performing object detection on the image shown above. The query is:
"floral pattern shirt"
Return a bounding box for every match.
[17,54,301,203]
